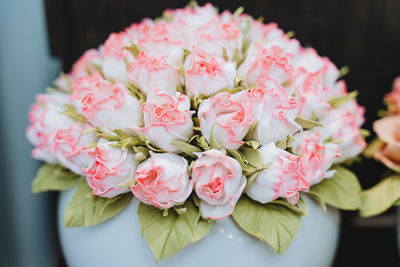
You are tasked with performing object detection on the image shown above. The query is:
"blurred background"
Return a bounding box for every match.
[1,0,400,266]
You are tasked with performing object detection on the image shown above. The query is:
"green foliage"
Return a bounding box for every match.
[232,195,302,254]
[308,166,362,210]
[137,198,213,262]
[360,175,400,217]
[64,179,132,226]
[32,164,82,193]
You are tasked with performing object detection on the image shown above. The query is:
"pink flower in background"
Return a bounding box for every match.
[132,153,192,208]
[70,72,142,134]
[385,76,400,115]
[246,143,309,205]
[192,149,246,220]
[139,92,193,152]
[83,138,137,198]
[198,91,253,150]
[184,48,236,97]
[127,51,182,96]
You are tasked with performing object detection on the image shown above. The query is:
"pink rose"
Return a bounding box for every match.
[164,3,218,48]
[317,109,366,163]
[70,72,142,134]
[373,116,400,170]
[127,51,182,96]
[139,91,193,152]
[385,77,400,115]
[192,149,246,220]
[53,124,98,175]
[198,91,253,150]
[289,68,333,120]
[101,31,135,84]
[237,41,296,85]
[195,17,243,60]
[83,138,137,198]
[294,48,339,92]
[184,49,236,97]
[292,131,341,185]
[55,49,102,91]
[132,152,192,209]
[136,21,185,64]
[26,92,74,163]
[250,78,301,144]
[246,143,308,205]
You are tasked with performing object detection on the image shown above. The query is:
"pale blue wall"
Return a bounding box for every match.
[0,0,61,266]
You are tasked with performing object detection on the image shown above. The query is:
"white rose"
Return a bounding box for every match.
[70,72,142,135]
[198,90,254,150]
[132,152,192,208]
[139,91,193,152]
[127,51,182,96]
[26,92,75,163]
[246,143,308,205]
[250,78,301,144]
[83,138,137,198]
[192,149,246,220]
[184,49,236,97]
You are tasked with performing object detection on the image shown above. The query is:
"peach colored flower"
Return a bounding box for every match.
[373,116,400,170]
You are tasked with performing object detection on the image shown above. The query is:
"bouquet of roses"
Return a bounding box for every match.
[28,2,366,261]
[361,77,400,217]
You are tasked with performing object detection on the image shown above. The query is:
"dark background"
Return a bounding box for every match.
[44,0,400,266]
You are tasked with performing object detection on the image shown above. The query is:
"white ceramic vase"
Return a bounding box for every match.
[58,189,340,267]
[397,208,400,253]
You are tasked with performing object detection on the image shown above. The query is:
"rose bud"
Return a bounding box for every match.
[70,72,142,135]
[184,49,236,97]
[246,143,308,205]
[198,90,253,150]
[139,91,193,152]
[132,153,193,209]
[192,149,246,220]
[83,138,137,198]
[26,92,75,163]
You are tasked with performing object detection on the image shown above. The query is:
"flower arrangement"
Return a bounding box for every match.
[28,2,366,262]
[361,77,400,217]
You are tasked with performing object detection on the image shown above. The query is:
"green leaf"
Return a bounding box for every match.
[363,138,383,158]
[270,197,308,217]
[295,116,323,129]
[137,198,213,262]
[309,166,362,210]
[64,179,132,226]
[327,91,358,109]
[60,104,87,123]
[59,71,73,93]
[126,82,146,103]
[232,195,302,254]
[124,42,140,58]
[360,175,400,217]
[170,140,203,157]
[240,146,263,169]
[244,121,259,141]
[32,164,82,193]
[338,66,350,79]
[222,47,229,61]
